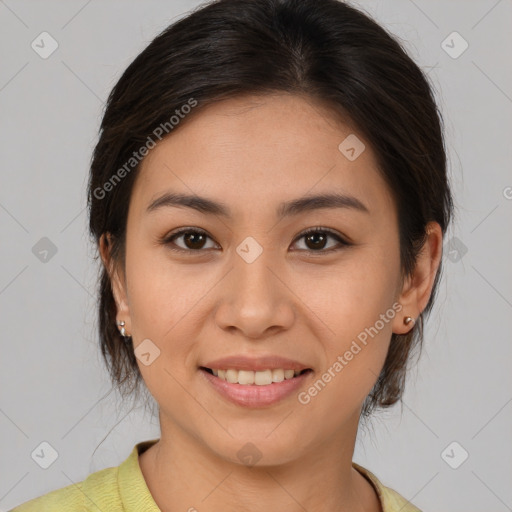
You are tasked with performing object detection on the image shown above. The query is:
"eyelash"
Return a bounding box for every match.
[161,226,351,255]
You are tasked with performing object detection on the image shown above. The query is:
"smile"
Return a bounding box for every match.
[199,367,313,407]
[204,367,310,385]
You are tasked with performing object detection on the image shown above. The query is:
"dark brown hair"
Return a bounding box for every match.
[87,0,453,419]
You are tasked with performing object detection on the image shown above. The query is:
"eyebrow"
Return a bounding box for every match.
[146,191,370,218]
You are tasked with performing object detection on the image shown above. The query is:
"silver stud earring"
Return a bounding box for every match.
[403,316,415,326]
[117,320,128,337]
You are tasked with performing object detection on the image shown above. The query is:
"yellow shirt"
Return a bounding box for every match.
[10,439,421,511]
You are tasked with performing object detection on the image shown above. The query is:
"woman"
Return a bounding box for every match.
[11,0,453,510]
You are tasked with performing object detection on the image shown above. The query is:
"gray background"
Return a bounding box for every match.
[1,0,511,510]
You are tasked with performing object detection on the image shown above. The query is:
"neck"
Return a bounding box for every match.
[138,410,381,512]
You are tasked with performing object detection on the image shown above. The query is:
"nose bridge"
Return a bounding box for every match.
[214,233,294,337]
[233,235,280,303]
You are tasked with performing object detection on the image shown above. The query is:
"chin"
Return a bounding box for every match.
[200,425,308,469]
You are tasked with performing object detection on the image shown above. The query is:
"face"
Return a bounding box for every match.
[107,93,416,466]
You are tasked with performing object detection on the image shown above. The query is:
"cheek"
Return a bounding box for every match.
[307,247,400,394]
[125,252,197,408]
[125,241,207,336]
[298,285,397,425]
[300,246,399,338]
[123,247,206,397]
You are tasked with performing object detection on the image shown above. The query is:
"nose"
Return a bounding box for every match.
[214,243,295,339]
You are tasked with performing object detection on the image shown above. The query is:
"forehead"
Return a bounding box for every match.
[131,93,395,221]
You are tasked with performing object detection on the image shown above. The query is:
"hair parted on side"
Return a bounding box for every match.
[87,0,454,419]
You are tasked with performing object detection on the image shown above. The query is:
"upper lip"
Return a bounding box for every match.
[201,355,311,372]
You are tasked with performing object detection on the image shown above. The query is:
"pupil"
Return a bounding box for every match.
[185,232,205,249]
[306,232,326,250]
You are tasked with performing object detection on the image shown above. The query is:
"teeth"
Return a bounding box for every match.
[238,370,255,385]
[226,369,238,383]
[210,368,305,385]
[272,369,284,382]
[254,370,272,385]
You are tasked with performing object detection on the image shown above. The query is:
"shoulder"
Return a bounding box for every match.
[9,463,120,511]
[352,462,423,512]
[9,480,84,511]
[9,440,160,512]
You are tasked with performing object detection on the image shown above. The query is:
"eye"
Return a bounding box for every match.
[162,226,350,254]
[291,227,350,253]
[162,228,218,252]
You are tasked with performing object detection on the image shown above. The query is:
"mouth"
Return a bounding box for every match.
[199,366,313,408]
[200,366,312,385]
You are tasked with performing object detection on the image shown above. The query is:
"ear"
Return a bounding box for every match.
[99,233,131,335]
[392,221,443,335]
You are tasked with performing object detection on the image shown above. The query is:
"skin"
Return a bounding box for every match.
[100,93,443,512]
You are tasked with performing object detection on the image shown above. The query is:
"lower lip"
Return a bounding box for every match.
[199,368,312,408]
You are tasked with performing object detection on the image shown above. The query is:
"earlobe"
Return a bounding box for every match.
[392,222,443,335]
[403,316,415,327]
[392,309,417,335]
